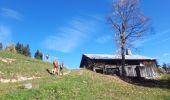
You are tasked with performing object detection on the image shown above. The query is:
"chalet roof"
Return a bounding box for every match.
[84,54,156,60]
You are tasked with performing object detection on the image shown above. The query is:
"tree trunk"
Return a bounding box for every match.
[121,33,126,76]
[121,46,126,76]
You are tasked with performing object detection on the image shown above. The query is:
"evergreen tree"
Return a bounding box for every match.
[34,50,43,60]
[0,42,2,51]
[22,44,31,57]
[15,42,31,57]
[26,44,31,57]
[15,42,23,54]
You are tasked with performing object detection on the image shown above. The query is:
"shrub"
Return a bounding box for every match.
[5,43,17,54]
[34,50,43,60]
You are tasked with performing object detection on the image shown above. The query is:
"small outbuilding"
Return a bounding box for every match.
[80,51,158,78]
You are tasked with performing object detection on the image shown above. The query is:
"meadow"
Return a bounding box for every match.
[0,51,170,100]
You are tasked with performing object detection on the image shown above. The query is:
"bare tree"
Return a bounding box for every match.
[107,0,151,76]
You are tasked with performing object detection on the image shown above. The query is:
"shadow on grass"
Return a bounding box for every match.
[46,69,54,75]
[119,74,170,89]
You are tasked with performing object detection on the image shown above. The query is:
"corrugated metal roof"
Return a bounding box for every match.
[84,54,155,60]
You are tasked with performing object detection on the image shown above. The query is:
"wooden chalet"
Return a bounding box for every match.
[80,51,158,78]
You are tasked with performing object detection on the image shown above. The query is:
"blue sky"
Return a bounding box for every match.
[0,0,170,68]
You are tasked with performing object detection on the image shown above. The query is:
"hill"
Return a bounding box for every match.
[0,51,52,79]
[0,51,170,100]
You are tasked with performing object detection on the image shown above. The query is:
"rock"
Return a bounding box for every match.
[83,81,87,84]
[21,83,32,89]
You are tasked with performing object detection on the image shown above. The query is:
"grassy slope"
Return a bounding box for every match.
[0,51,51,78]
[0,51,170,100]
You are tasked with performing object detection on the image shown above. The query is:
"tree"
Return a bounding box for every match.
[34,50,43,60]
[15,42,23,54]
[162,63,168,72]
[107,0,151,76]
[22,44,31,57]
[26,44,31,57]
[15,42,31,57]
[168,64,170,72]
[5,43,17,54]
[0,42,2,51]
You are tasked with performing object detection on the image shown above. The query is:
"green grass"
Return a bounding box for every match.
[161,74,170,80]
[0,51,52,79]
[0,51,170,100]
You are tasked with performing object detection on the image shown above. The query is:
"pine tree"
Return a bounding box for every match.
[0,42,2,51]
[15,42,31,57]
[34,50,43,60]
[15,42,23,54]
[22,44,31,57]
[26,44,31,57]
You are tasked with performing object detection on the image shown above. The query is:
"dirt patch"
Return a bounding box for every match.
[79,70,83,75]
[0,76,40,83]
[63,70,71,75]
[0,57,16,64]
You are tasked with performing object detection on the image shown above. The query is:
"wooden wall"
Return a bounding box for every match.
[80,55,158,78]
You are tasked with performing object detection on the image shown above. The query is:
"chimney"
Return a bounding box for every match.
[126,48,132,55]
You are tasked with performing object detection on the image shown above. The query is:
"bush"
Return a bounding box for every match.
[34,50,43,60]
[5,43,17,54]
